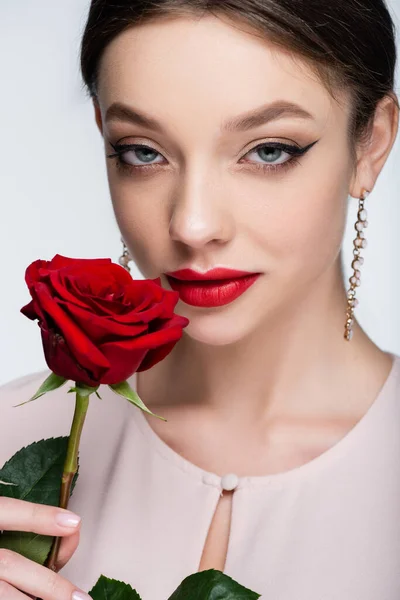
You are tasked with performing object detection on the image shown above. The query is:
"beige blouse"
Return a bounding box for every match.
[1,354,400,599]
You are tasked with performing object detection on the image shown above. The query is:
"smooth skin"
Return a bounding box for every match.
[93,12,399,473]
[0,498,89,599]
[2,11,398,593]
[91,14,398,569]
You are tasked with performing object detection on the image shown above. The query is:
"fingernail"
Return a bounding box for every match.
[72,592,91,600]
[55,510,81,528]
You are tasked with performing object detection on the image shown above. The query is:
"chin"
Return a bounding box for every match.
[178,305,256,346]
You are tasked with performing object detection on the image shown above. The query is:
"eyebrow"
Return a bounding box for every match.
[105,100,314,134]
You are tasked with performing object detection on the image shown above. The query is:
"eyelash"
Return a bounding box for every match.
[106,140,316,176]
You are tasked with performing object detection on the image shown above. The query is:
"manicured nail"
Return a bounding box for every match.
[72,592,91,600]
[55,510,81,528]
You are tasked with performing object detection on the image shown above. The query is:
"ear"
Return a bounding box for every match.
[93,98,104,136]
[350,94,399,197]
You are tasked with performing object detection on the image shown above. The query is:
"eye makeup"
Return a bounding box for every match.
[106,139,319,177]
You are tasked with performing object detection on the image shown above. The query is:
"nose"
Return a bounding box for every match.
[168,166,234,249]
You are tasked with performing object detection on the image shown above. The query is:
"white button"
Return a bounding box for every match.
[221,473,239,491]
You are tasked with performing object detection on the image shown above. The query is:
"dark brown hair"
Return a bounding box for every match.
[80,0,399,151]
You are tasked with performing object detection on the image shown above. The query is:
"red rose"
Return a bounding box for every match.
[21,254,189,386]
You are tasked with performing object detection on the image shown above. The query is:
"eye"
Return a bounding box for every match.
[238,141,316,174]
[107,143,165,169]
[244,144,292,165]
[107,139,318,176]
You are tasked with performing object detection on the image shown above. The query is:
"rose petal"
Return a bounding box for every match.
[40,324,107,386]
[98,320,186,383]
[34,282,110,375]
[62,301,149,341]
[49,254,113,270]
[21,256,189,386]
[48,271,91,310]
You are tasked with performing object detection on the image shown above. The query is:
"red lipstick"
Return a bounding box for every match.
[165,268,262,307]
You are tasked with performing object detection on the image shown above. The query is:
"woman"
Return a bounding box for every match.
[0,1,399,598]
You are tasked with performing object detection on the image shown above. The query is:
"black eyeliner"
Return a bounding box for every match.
[107,141,150,158]
[255,139,319,156]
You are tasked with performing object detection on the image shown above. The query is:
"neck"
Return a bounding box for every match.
[140,259,389,421]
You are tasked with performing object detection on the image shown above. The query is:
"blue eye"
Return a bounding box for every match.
[107,140,318,175]
[257,146,286,163]
[107,143,164,167]
[242,143,300,167]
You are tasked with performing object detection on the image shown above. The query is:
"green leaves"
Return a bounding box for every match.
[108,380,166,421]
[0,478,17,487]
[167,570,261,600]
[13,373,102,407]
[68,382,101,398]
[0,529,57,565]
[0,437,78,564]
[13,372,68,407]
[2,372,260,599]
[89,576,142,600]
[88,570,260,600]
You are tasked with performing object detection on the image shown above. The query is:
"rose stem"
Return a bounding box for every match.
[45,389,90,572]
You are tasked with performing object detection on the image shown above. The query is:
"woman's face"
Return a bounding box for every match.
[95,14,356,345]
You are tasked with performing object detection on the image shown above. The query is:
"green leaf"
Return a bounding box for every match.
[0,530,56,564]
[68,383,99,398]
[167,569,261,600]
[89,575,142,600]
[0,478,18,487]
[108,380,167,421]
[0,437,79,565]
[13,372,68,407]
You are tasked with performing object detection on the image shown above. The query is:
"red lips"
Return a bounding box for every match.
[165,268,256,281]
[164,268,262,308]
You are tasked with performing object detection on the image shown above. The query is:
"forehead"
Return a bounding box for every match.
[97,15,347,134]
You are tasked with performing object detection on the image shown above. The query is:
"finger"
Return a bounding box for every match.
[0,580,28,599]
[0,497,81,537]
[0,549,91,600]
[56,529,80,571]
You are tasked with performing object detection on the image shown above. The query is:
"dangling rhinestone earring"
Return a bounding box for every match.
[344,189,370,341]
[118,236,132,273]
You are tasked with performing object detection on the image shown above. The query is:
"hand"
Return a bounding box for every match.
[0,497,90,599]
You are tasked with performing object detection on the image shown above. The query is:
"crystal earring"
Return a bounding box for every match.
[344,189,370,341]
[118,236,132,273]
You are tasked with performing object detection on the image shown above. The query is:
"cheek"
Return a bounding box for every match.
[283,189,347,280]
[108,173,169,277]
[246,152,351,282]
